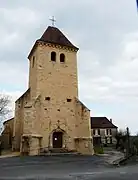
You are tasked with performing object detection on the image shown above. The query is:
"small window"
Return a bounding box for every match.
[105,137,108,144]
[110,137,112,144]
[60,53,65,63]
[106,129,110,135]
[51,51,56,61]
[106,129,108,135]
[98,129,100,135]
[67,98,71,102]
[110,129,112,135]
[93,129,95,135]
[45,97,50,101]
[32,56,35,67]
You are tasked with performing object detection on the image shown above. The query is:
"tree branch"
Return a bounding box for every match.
[0,94,11,118]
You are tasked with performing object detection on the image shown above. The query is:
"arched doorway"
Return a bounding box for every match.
[52,131,63,148]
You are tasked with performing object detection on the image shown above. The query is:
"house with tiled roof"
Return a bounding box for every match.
[91,117,118,146]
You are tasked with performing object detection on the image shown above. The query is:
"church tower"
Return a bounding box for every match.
[12,23,94,155]
[28,26,79,101]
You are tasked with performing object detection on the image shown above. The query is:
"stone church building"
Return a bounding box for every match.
[4,25,94,155]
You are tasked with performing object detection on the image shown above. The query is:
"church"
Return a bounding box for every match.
[5,23,94,155]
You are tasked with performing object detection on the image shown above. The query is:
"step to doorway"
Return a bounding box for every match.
[40,148,79,155]
[40,152,80,156]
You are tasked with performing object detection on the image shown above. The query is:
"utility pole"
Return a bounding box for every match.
[126,127,130,158]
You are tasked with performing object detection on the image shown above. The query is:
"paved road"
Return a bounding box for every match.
[0,155,138,179]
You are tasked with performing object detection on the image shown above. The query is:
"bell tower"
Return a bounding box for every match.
[28,24,79,100]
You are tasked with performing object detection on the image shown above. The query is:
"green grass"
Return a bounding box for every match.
[94,146,104,154]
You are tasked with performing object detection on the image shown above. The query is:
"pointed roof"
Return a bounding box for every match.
[38,26,78,50]
[28,26,79,59]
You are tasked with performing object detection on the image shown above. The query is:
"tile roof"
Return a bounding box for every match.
[38,26,79,50]
[91,117,118,129]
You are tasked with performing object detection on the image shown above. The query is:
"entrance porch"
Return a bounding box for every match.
[48,128,68,149]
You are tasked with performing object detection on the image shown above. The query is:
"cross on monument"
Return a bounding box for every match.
[49,16,56,26]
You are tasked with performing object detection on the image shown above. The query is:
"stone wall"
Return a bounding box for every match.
[12,89,30,151]
[28,43,78,100]
[22,95,94,154]
[75,98,94,155]
[23,96,77,151]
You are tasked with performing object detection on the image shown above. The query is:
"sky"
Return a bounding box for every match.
[0,0,138,135]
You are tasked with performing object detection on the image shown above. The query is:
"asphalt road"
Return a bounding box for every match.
[0,155,138,179]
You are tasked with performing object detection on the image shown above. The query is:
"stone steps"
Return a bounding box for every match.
[40,148,80,156]
[40,152,80,156]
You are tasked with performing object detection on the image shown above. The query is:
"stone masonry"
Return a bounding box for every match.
[12,26,94,155]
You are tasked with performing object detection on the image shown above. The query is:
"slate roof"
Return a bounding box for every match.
[91,117,118,129]
[38,26,78,50]
[15,88,30,103]
[3,118,14,125]
[28,26,79,59]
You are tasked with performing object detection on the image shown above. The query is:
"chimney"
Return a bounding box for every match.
[110,119,112,123]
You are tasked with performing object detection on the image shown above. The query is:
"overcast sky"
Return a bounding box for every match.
[0,0,138,134]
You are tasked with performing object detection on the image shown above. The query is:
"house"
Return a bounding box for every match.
[91,117,118,146]
[0,118,14,149]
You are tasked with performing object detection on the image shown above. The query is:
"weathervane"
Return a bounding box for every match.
[49,16,56,26]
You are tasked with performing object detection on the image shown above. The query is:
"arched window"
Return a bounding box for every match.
[51,51,56,61]
[60,53,65,63]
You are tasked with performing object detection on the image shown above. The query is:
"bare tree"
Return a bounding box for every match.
[0,94,11,118]
[115,129,128,150]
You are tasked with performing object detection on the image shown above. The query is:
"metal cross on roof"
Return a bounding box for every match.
[49,16,56,26]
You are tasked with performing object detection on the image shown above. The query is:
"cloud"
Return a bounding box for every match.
[1,0,138,134]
